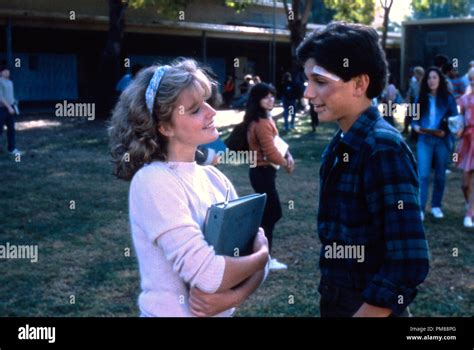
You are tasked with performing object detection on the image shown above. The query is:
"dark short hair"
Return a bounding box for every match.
[296,22,388,98]
[434,54,449,68]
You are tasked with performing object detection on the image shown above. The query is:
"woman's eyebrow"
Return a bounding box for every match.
[186,100,201,111]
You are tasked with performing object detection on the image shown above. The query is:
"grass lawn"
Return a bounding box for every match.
[0,113,473,316]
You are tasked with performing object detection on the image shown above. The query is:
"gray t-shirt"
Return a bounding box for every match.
[0,78,15,106]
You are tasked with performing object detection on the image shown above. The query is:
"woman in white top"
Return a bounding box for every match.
[109,59,269,317]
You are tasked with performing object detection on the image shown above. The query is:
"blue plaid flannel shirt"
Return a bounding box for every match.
[318,106,430,315]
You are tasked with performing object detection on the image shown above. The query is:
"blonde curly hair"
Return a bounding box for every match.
[108,59,215,181]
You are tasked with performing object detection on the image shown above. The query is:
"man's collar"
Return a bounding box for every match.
[338,106,380,152]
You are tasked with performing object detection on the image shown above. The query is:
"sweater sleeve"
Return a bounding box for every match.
[130,167,225,293]
[255,119,286,166]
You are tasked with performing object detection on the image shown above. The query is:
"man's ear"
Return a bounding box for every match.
[352,74,370,98]
[158,123,173,137]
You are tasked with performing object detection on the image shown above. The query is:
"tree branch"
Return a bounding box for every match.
[294,0,300,19]
[380,0,393,10]
[301,0,313,25]
[283,0,290,18]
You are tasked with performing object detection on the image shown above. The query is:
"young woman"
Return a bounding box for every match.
[109,59,269,317]
[245,83,295,270]
[456,68,474,227]
[412,66,458,220]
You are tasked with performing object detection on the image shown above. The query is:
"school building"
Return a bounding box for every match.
[0,0,401,106]
[402,17,474,90]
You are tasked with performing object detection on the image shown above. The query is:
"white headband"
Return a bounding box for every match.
[312,65,341,81]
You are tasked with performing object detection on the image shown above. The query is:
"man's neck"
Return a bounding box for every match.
[338,100,372,133]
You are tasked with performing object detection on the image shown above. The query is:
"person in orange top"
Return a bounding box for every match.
[246,83,295,270]
[223,75,235,107]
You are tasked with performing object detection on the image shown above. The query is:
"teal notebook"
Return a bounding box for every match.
[203,193,267,257]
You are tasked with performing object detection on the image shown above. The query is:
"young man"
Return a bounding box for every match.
[297,22,429,317]
[0,65,21,155]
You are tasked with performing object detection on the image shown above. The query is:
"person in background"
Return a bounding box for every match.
[462,60,474,92]
[443,63,464,175]
[380,75,400,126]
[433,55,454,95]
[234,74,255,109]
[0,65,22,155]
[222,75,235,108]
[197,137,227,166]
[455,68,474,227]
[246,83,295,271]
[116,64,144,94]
[195,145,220,166]
[240,74,254,95]
[404,66,424,134]
[445,63,467,101]
[281,72,298,131]
[309,102,319,132]
[412,66,458,220]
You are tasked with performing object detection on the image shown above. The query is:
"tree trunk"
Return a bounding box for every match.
[381,0,393,52]
[283,0,313,76]
[97,0,128,118]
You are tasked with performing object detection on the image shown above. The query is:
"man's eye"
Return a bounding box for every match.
[316,80,327,85]
[192,107,201,114]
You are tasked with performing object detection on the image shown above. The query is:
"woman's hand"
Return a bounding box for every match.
[253,227,269,255]
[284,152,295,174]
[217,228,269,291]
[189,287,238,317]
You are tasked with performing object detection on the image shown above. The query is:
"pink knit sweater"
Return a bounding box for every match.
[129,161,238,317]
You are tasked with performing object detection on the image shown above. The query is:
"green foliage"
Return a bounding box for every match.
[128,0,193,17]
[323,0,375,24]
[225,0,253,12]
[410,0,471,19]
[312,0,336,24]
